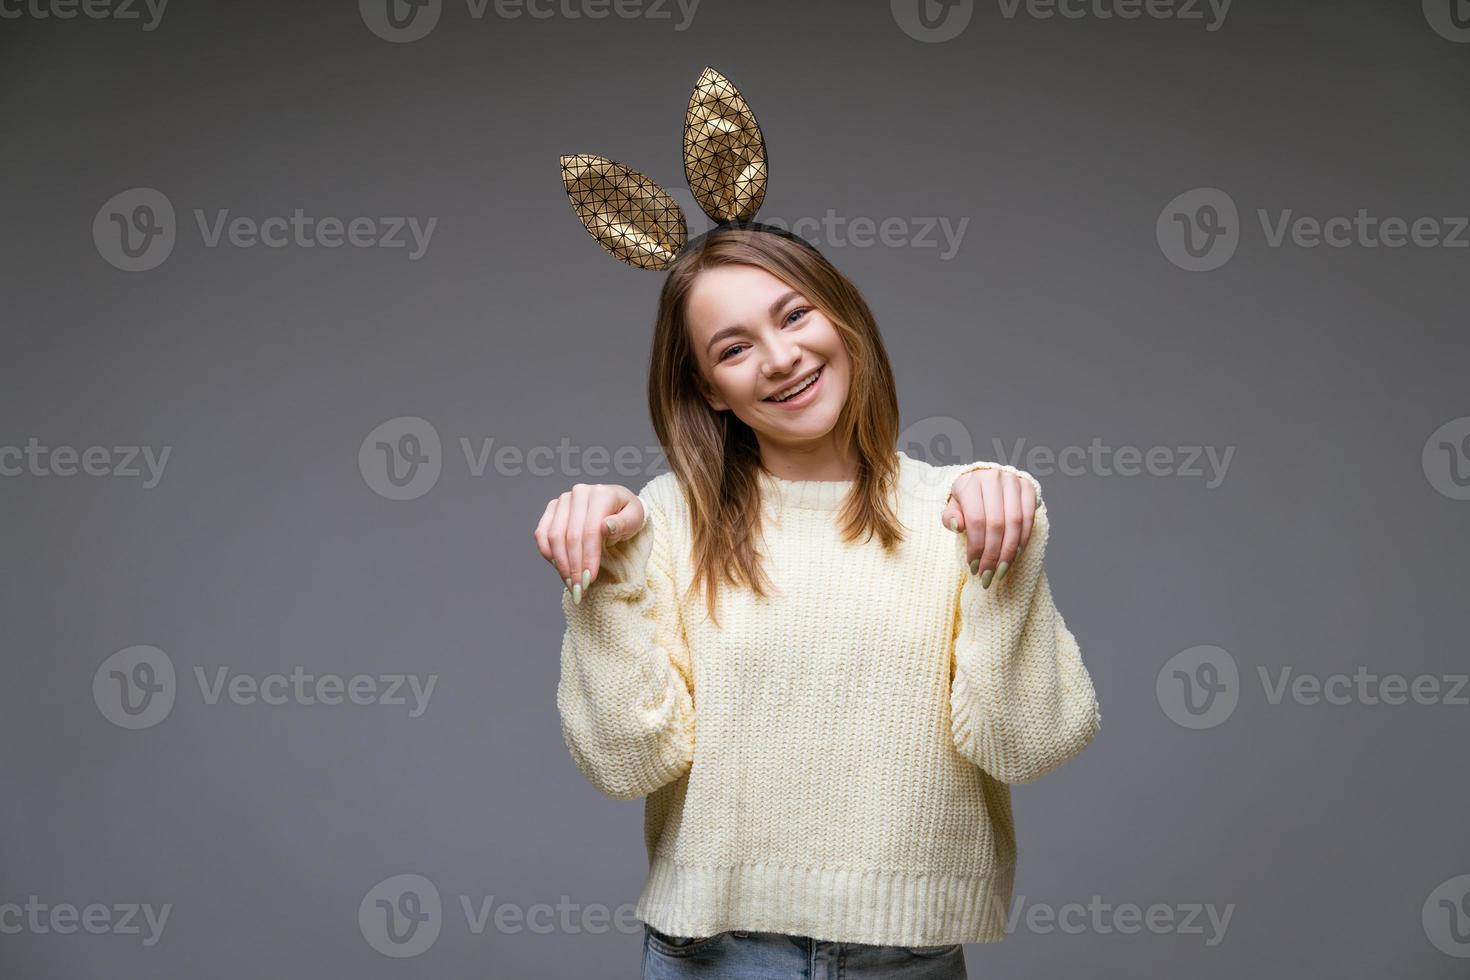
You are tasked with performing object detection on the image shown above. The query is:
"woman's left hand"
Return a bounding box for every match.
[941,466,1038,589]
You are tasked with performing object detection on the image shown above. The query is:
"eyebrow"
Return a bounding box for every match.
[704,290,803,356]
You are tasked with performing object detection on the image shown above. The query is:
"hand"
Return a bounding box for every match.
[941,467,1038,590]
[534,483,645,603]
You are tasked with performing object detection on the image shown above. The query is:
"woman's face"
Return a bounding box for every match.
[684,263,851,456]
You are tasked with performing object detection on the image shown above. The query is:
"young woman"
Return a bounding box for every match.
[534,223,1101,979]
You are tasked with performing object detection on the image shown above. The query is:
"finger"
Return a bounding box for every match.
[941,495,963,535]
[549,492,573,590]
[580,488,613,588]
[605,492,642,544]
[976,470,1006,585]
[958,476,988,576]
[994,472,1022,586]
[534,498,559,576]
[1018,477,1037,555]
[567,484,592,597]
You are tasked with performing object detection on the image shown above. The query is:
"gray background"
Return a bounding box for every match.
[3,0,1469,976]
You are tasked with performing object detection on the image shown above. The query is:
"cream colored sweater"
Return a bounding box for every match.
[555,449,1100,946]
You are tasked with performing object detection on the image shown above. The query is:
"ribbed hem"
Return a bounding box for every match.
[635,858,1015,946]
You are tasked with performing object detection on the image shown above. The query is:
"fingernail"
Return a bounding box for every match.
[605,517,617,536]
[996,560,1009,582]
[968,558,980,576]
[950,517,959,533]
[980,568,994,589]
[581,568,591,589]
[572,582,582,604]
[564,578,571,592]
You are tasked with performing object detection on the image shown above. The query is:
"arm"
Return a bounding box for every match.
[947,463,1101,784]
[555,489,697,800]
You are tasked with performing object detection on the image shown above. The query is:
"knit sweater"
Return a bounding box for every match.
[555,449,1100,947]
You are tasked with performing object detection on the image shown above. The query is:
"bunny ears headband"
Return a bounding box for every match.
[558,66,770,271]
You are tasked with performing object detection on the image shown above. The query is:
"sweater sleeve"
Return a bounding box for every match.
[554,487,697,801]
[946,462,1101,784]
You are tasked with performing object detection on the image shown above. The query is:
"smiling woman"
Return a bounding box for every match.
[538,67,1100,980]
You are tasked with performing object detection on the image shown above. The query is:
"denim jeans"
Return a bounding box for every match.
[642,923,968,979]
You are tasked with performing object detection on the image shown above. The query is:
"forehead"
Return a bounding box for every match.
[684,264,795,337]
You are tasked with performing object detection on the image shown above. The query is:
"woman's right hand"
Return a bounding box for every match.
[534,483,645,603]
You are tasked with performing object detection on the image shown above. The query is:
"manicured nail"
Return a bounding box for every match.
[996,560,1009,582]
[564,578,571,592]
[968,558,980,576]
[572,582,582,604]
[950,517,959,533]
[581,568,591,589]
[605,517,617,536]
[980,568,994,589]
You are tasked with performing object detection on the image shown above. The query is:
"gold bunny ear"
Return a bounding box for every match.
[683,67,768,224]
[559,153,689,271]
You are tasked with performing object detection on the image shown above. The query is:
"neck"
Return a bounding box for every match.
[754,438,859,483]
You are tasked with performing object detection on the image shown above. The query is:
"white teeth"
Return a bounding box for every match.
[770,368,821,402]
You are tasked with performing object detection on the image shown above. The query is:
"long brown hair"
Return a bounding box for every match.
[647,224,906,627]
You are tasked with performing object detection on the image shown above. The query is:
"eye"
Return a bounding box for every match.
[784,307,810,326]
[718,343,746,361]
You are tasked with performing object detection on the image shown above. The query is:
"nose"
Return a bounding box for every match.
[762,335,803,379]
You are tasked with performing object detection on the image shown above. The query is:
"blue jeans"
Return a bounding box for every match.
[642,923,968,979]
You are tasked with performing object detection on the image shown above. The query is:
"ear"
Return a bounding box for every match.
[683,67,768,224]
[559,154,688,270]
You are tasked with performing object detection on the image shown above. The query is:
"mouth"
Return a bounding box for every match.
[764,366,824,407]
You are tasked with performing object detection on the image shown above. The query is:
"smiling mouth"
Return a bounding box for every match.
[765,366,823,402]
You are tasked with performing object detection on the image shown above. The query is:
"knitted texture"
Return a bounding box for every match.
[555,450,1101,946]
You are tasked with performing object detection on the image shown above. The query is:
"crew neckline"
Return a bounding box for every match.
[756,450,916,511]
